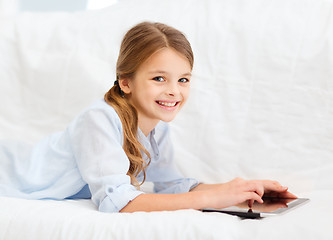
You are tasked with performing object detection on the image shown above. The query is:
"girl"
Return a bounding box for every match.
[0,22,295,213]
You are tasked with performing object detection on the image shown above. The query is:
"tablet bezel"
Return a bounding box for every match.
[202,197,310,219]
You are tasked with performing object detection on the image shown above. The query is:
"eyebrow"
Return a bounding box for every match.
[148,70,192,77]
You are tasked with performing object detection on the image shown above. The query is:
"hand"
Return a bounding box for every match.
[202,178,297,209]
[247,179,297,208]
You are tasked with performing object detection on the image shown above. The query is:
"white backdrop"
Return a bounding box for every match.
[1,1,333,239]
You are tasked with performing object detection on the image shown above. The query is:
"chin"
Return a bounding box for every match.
[160,115,177,123]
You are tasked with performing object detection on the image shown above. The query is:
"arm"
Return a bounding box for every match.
[189,183,218,192]
[120,178,297,212]
[69,105,145,212]
[120,191,207,212]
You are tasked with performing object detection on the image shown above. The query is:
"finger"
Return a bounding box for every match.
[248,199,254,209]
[245,192,263,204]
[264,188,298,199]
[276,191,298,199]
[262,180,288,193]
[247,181,265,198]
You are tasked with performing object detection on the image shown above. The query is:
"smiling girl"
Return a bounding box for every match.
[0,22,295,212]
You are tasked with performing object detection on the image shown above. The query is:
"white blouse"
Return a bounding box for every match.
[0,99,198,212]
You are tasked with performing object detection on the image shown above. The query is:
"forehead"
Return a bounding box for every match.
[137,48,192,75]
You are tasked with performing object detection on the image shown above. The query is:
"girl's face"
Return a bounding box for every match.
[120,48,192,135]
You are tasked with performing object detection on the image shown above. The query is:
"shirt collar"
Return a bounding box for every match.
[137,127,159,158]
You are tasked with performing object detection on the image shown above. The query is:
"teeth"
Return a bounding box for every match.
[158,101,177,107]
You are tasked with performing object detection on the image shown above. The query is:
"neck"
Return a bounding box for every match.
[138,114,160,137]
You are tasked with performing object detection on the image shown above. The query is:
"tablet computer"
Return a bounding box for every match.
[202,197,309,219]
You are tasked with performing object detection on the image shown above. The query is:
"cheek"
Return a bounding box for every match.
[134,87,157,105]
[182,87,190,101]
[145,86,161,98]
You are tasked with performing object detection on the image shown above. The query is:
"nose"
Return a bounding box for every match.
[167,81,180,96]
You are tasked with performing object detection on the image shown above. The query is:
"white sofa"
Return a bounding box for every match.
[1,0,332,239]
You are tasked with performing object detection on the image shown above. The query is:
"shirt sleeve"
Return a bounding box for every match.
[150,122,199,194]
[68,105,144,213]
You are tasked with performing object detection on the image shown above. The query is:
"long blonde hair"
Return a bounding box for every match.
[104,22,194,187]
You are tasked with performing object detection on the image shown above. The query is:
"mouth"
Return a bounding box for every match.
[156,100,180,108]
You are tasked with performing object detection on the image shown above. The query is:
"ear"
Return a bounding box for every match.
[118,78,132,94]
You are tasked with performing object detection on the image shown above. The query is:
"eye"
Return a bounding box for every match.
[178,78,189,83]
[153,76,165,82]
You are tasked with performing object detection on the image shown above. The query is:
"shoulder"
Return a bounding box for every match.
[78,99,121,124]
[85,99,119,117]
[68,99,123,136]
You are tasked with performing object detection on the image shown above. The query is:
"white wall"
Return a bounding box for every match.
[0,0,19,15]
[0,0,118,14]
[19,0,88,11]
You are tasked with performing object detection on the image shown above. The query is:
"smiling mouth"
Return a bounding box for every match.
[156,101,180,107]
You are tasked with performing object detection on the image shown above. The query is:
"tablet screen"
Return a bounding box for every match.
[202,197,309,219]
